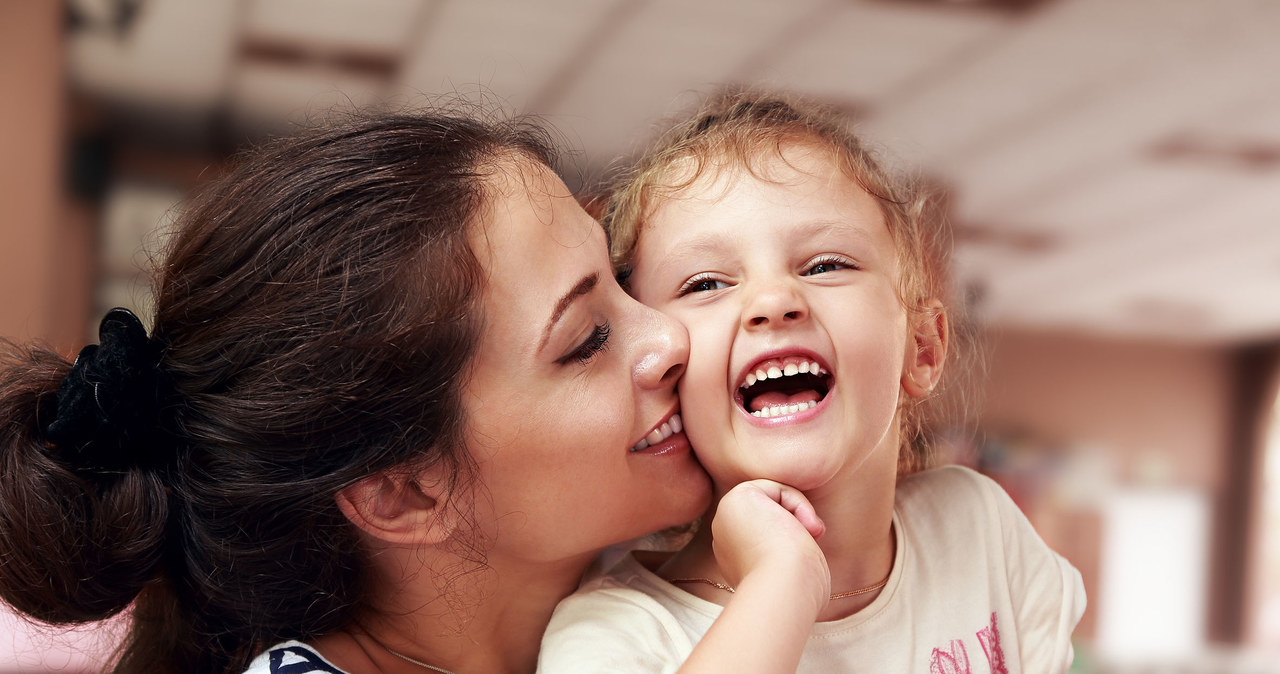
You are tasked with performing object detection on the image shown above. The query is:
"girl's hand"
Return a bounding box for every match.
[710,479,831,617]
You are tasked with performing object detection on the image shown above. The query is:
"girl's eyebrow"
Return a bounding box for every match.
[644,233,729,284]
[539,272,599,352]
[657,230,739,266]
[792,219,872,240]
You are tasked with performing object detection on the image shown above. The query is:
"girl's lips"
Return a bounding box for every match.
[631,410,684,452]
[734,347,833,418]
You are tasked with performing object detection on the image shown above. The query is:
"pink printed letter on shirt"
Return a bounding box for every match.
[977,612,1008,674]
[929,640,971,674]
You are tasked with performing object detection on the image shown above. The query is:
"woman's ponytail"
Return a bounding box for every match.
[0,309,172,625]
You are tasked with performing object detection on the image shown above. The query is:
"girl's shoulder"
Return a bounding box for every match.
[897,464,1003,502]
[241,641,348,674]
[894,464,1024,529]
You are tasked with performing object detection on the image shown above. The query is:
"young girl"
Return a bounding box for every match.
[539,92,1086,672]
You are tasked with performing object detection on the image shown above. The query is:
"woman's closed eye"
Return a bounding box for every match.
[559,321,612,366]
[677,273,730,296]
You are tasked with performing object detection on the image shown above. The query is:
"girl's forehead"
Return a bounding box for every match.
[659,141,845,195]
[651,144,855,215]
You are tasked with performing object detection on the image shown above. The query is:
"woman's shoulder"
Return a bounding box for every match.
[241,641,348,674]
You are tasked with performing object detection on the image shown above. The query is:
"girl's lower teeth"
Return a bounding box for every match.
[750,400,818,418]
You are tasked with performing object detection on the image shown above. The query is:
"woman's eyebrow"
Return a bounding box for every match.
[539,272,599,352]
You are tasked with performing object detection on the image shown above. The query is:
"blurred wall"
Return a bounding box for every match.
[977,327,1266,655]
[982,329,1231,490]
[0,1,92,352]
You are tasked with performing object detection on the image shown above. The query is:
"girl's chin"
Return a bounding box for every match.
[709,463,841,495]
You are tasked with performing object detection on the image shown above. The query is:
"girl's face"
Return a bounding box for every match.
[461,161,709,565]
[627,145,915,496]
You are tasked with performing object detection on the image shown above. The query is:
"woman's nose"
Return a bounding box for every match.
[632,305,689,390]
[743,281,809,330]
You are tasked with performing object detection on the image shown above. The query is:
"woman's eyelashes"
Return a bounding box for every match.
[559,321,612,366]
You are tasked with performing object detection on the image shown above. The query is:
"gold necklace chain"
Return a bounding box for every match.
[382,646,458,674]
[670,572,890,600]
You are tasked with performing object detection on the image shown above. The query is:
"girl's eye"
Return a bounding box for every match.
[804,256,854,276]
[560,321,612,366]
[677,274,729,296]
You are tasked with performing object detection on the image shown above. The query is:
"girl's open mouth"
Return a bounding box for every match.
[735,356,832,418]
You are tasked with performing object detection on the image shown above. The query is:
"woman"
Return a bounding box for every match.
[0,112,710,673]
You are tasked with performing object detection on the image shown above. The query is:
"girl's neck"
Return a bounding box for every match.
[662,457,899,623]
[321,549,592,674]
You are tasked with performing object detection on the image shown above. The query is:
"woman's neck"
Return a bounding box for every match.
[322,549,593,673]
[661,455,899,623]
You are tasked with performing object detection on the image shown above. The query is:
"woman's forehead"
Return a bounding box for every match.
[474,162,583,243]
[470,163,603,287]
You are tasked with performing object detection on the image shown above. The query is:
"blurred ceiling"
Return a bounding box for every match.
[66,0,1280,345]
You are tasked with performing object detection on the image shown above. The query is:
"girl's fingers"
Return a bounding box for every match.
[741,479,826,540]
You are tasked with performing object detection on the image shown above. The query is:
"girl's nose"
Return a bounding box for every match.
[632,304,689,390]
[743,281,810,330]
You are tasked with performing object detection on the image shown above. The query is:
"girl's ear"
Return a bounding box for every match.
[902,299,948,398]
[336,466,459,546]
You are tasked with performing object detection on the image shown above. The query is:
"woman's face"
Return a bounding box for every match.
[460,160,710,566]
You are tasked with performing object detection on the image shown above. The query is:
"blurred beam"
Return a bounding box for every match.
[872,0,1058,16]
[0,1,90,352]
[1148,134,1280,172]
[1208,342,1280,642]
[239,38,399,80]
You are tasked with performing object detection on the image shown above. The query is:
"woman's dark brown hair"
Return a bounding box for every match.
[0,112,556,673]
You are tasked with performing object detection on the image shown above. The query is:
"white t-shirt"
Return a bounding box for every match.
[241,641,348,674]
[539,466,1086,673]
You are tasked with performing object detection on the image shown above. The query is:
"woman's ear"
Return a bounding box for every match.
[902,299,949,398]
[336,466,459,546]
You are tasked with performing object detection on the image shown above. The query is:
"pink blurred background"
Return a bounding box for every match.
[2,1,1279,671]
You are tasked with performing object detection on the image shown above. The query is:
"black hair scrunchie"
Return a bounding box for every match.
[44,308,173,472]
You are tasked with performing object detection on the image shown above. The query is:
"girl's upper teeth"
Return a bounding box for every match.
[631,413,683,452]
[743,360,824,388]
